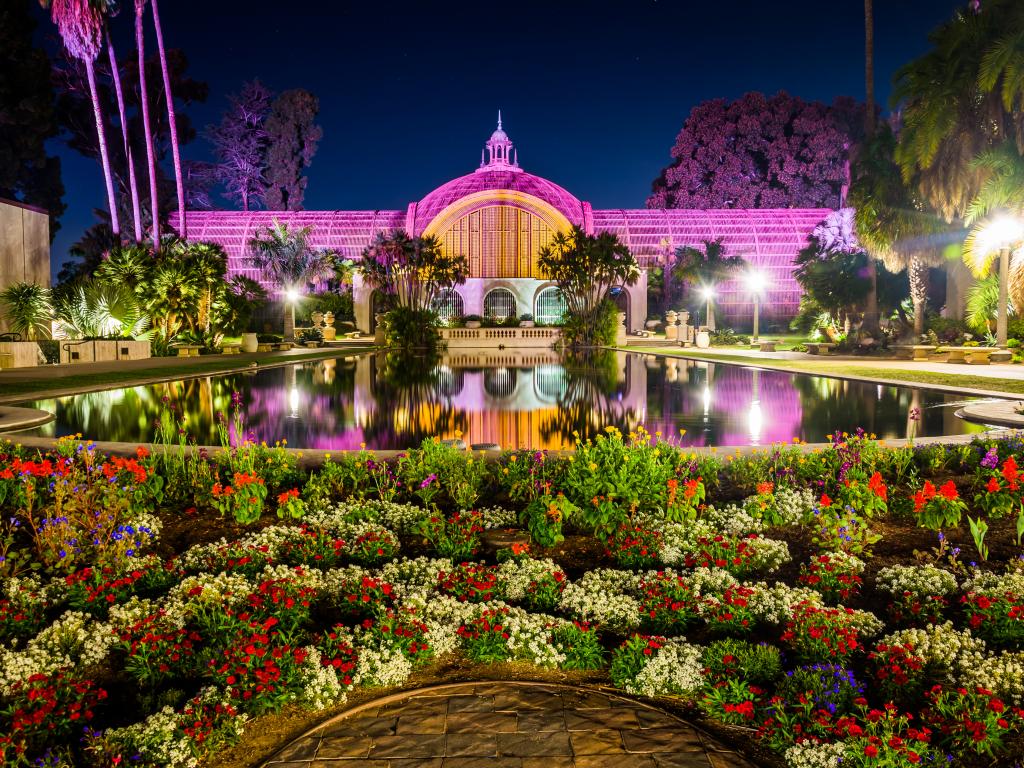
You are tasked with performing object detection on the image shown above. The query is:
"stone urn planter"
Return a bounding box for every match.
[695,330,711,349]
[520,320,535,328]
[240,333,259,353]
[305,341,319,349]
[465,320,482,329]
[481,528,533,554]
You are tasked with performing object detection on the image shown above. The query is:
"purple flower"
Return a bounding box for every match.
[909,407,921,422]
[980,446,999,470]
[419,473,438,490]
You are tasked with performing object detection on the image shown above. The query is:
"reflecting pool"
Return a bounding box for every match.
[18,351,991,449]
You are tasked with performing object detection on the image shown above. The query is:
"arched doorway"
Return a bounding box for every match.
[534,286,567,325]
[610,286,630,330]
[369,291,387,333]
[431,288,465,324]
[483,288,517,320]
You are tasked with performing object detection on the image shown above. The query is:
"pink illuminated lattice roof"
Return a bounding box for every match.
[411,169,585,234]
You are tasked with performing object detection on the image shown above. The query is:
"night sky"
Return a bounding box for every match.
[34,0,963,273]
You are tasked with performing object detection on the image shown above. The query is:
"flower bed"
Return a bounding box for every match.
[2,419,1024,766]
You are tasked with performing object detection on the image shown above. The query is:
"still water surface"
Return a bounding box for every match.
[19,352,990,449]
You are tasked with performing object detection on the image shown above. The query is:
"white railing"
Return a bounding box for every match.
[439,327,562,348]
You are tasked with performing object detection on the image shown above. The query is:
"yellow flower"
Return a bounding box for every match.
[510,455,518,463]
[360,442,366,450]
[454,429,463,439]
[589,462,597,471]
[679,428,687,436]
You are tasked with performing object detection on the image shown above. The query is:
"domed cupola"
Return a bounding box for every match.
[479,111,520,171]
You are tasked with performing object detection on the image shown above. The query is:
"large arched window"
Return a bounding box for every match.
[483,288,517,320]
[484,368,517,398]
[431,288,465,323]
[534,286,567,325]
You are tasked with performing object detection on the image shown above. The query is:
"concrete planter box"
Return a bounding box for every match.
[0,342,44,368]
[59,340,151,365]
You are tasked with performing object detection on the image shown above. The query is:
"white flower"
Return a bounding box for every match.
[876,564,957,598]
[624,638,703,698]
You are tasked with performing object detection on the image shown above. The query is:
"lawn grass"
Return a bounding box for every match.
[624,346,1024,397]
[0,348,373,401]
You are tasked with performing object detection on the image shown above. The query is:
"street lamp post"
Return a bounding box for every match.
[284,287,301,341]
[745,270,766,344]
[700,286,715,331]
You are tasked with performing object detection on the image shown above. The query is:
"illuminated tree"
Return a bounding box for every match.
[47,0,120,237]
[669,238,744,331]
[537,227,639,345]
[206,80,272,211]
[263,89,322,210]
[647,92,859,210]
[358,230,468,311]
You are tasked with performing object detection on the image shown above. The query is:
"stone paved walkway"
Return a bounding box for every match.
[262,682,757,768]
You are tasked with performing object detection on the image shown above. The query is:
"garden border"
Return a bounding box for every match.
[258,680,760,768]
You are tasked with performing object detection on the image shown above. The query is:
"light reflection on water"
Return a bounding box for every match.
[18,351,989,450]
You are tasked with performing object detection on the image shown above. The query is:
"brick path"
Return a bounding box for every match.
[262,682,757,768]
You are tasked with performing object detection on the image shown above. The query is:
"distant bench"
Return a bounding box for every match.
[892,344,937,361]
[171,344,203,358]
[805,342,836,355]
[220,344,241,355]
[750,340,778,352]
[941,346,1000,365]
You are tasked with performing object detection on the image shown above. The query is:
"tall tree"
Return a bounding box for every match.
[135,0,159,246]
[149,0,185,237]
[206,80,272,211]
[248,220,339,339]
[536,227,639,344]
[103,7,142,241]
[0,1,65,237]
[860,0,880,332]
[892,1,1019,222]
[647,92,861,210]
[670,238,745,331]
[48,0,120,237]
[263,89,322,210]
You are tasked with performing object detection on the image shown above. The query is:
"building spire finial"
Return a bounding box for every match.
[497,109,502,130]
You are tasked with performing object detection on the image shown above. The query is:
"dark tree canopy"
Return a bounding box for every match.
[263,89,322,211]
[648,92,863,210]
[0,1,65,237]
[205,80,272,211]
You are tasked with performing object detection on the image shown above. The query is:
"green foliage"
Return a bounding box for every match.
[398,438,491,511]
[537,227,639,346]
[520,492,577,548]
[416,510,484,560]
[561,298,618,347]
[702,638,782,686]
[359,230,468,312]
[383,306,439,350]
[52,279,149,340]
[553,622,604,670]
[0,283,52,340]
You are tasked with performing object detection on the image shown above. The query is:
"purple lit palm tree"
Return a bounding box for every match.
[150,0,185,239]
[48,0,121,238]
[104,10,142,242]
[135,0,160,248]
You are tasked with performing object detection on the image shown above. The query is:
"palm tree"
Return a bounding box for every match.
[892,3,1015,221]
[135,0,159,248]
[962,144,1024,307]
[248,220,338,340]
[174,240,227,335]
[850,126,952,335]
[149,0,185,238]
[861,0,880,333]
[47,0,120,238]
[53,280,149,339]
[670,238,745,331]
[103,10,142,242]
[0,284,53,340]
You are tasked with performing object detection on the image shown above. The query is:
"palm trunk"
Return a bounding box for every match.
[860,0,880,334]
[150,0,186,239]
[106,26,142,242]
[864,0,875,137]
[909,256,928,336]
[83,58,120,238]
[135,0,160,249]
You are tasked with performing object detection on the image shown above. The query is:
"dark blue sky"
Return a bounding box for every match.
[40,0,963,272]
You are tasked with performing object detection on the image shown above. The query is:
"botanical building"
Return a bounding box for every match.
[178,116,830,333]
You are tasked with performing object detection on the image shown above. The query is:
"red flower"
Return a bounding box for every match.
[987,476,1001,493]
[938,480,959,501]
[868,472,887,501]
